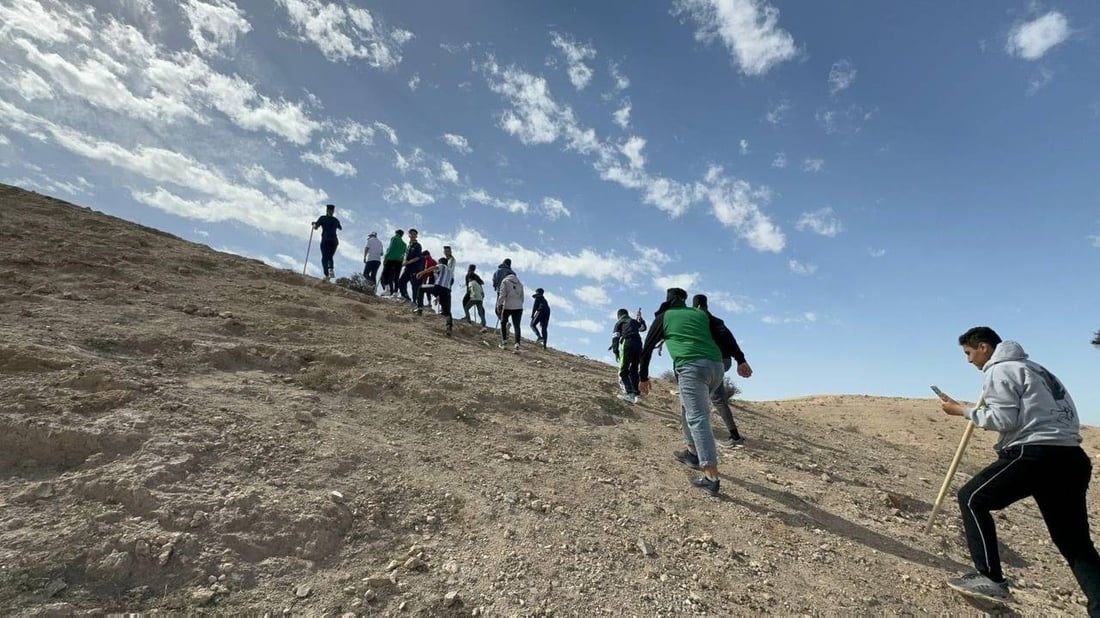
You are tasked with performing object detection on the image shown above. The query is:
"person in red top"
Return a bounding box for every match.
[415,251,437,315]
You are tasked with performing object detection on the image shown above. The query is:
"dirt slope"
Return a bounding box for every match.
[1,183,1097,616]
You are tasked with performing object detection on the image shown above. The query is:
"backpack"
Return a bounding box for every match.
[468,279,485,302]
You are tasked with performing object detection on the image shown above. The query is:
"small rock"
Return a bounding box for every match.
[363,575,393,589]
[157,546,174,566]
[295,584,312,599]
[191,588,216,605]
[218,311,233,319]
[329,490,345,504]
[444,590,461,607]
[363,589,377,602]
[182,305,198,315]
[442,560,459,574]
[44,579,67,597]
[294,410,315,424]
[821,473,832,483]
[341,613,357,618]
[637,539,656,557]
[403,556,424,570]
[385,560,400,572]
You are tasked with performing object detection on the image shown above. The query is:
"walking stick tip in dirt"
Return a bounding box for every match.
[925,392,984,534]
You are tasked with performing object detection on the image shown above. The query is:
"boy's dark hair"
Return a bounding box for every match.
[666,288,688,303]
[325,203,335,211]
[408,228,418,234]
[395,229,403,235]
[503,258,512,266]
[1093,330,1100,347]
[958,326,1002,349]
[468,264,476,271]
[692,294,708,310]
[617,308,629,318]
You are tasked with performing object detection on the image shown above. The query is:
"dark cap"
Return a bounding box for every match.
[533,287,544,296]
[503,258,511,266]
[666,288,688,303]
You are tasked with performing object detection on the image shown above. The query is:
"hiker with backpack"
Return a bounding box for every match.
[611,307,647,403]
[416,250,437,314]
[381,229,406,296]
[363,231,383,291]
[462,265,488,332]
[692,294,752,448]
[639,287,729,497]
[937,327,1100,612]
[492,258,516,337]
[496,271,524,351]
[530,288,550,348]
[311,204,342,282]
[421,256,455,335]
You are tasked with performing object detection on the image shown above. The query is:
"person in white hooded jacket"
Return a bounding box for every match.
[495,272,524,351]
[938,326,1100,614]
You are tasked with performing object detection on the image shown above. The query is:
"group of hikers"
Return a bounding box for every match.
[314,206,1100,615]
[313,205,551,350]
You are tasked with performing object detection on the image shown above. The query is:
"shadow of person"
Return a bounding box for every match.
[725,475,970,571]
[955,593,1020,617]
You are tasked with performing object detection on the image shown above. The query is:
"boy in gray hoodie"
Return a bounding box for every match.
[938,326,1099,614]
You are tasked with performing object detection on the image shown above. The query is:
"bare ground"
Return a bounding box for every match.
[1,183,1097,616]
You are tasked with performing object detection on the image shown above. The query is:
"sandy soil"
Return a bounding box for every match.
[2,183,1097,615]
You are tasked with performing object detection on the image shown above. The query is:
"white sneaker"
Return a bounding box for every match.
[513,343,520,353]
[617,393,634,403]
[632,395,641,404]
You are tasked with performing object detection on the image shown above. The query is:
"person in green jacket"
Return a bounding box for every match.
[380,229,406,296]
[639,288,728,497]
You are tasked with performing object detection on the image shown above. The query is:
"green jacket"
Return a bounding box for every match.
[384,235,407,261]
[638,302,721,380]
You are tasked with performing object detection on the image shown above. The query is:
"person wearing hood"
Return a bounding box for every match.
[381,229,406,296]
[938,327,1099,611]
[638,288,726,497]
[495,272,524,351]
[397,228,423,305]
[311,203,342,282]
[363,231,384,290]
[530,288,550,348]
[611,308,647,403]
[462,264,488,332]
[492,258,516,337]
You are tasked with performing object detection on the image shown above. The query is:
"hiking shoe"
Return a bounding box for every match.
[498,343,506,350]
[674,449,701,470]
[632,394,641,404]
[691,476,720,497]
[718,437,746,450]
[513,343,520,352]
[617,393,634,403]
[946,573,1009,602]
[480,327,488,333]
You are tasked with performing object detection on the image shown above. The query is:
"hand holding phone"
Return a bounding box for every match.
[930,385,947,400]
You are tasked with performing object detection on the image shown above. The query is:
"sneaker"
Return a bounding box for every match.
[673,449,701,470]
[718,437,746,450]
[946,573,1009,602]
[690,476,720,497]
[632,395,641,404]
[498,343,506,350]
[480,327,488,333]
[513,343,520,352]
[617,393,634,403]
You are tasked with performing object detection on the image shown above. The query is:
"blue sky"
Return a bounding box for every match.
[2,0,1099,420]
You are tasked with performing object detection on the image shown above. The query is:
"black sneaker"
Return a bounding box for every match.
[691,476,720,497]
[674,449,701,470]
[946,572,1009,602]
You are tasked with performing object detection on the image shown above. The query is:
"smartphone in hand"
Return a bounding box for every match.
[930,385,947,400]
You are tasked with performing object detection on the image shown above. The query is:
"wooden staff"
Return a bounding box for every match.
[925,393,984,534]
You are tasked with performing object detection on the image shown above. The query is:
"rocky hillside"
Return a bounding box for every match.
[1,183,1096,616]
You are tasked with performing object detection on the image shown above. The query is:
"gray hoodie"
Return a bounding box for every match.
[966,340,1081,451]
[496,273,524,311]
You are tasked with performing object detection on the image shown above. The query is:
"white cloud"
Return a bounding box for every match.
[0,134,10,146]
[383,182,435,206]
[827,59,856,94]
[700,166,785,252]
[541,197,570,220]
[430,228,628,282]
[613,99,631,129]
[654,272,700,291]
[762,311,817,325]
[1090,235,1100,248]
[559,319,603,333]
[631,241,673,269]
[703,290,755,314]
[542,291,576,314]
[801,158,825,173]
[788,259,817,275]
[868,247,886,258]
[439,160,460,183]
[408,73,420,90]
[301,150,356,176]
[673,0,799,76]
[276,0,413,68]
[765,99,791,124]
[621,136,647,169]
[550,32,596,90]
[575,285,611,306]
[1006,12,1070,60]
[13,70,54,101]
[182,0,251,56]
[739,139,749,155]
[1026,67,1054,96]
[816,105,875,136]
[796,207,842,237]
[441,133,471,154]
[771,152,787,168]
[461,188,529,214]
[609,61,630,91]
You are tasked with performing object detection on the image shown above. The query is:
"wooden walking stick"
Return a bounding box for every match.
[302,226,314,276]
[925,392,985,534]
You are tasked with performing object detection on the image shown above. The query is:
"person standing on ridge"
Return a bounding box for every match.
[381,229,406,296]
[692,294,752,448]
[421,257,456,335]
[611,308,647,403]
[398,228,423,306]
[492,258,516,336]
[530,288,550,348]
[463,265,488,332]
[312,203,341,282]
[496,271,524,352]
[639,288,726,497]
[363,231,383,291]
[937,326,1100,613]
[416,250,437,313]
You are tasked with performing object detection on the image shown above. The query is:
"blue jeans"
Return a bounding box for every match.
[676,359,725,468]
